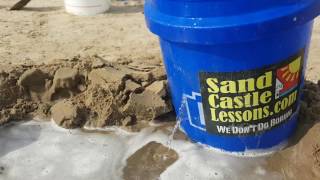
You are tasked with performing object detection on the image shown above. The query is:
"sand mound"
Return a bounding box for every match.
[0,56,172,130]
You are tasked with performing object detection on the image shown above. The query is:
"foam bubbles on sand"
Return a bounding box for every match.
[0,121,281,180]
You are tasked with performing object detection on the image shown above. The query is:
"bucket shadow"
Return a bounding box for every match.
[286,80,320,148]
[108,5,143,14]
[23,6,62,12]
[154,111,177,123]
[0,122,41,158]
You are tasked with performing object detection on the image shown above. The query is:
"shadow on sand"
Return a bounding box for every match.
[0,121,41,158]
[108,5,143,14]
[22,6,62,12]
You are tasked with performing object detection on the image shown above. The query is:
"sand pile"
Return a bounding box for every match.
[0,56,172,130]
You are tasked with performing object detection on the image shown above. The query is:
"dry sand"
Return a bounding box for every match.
[0,0,320,179]
[0,0,172,130]
[0,56,172,130]
[0,0,159,66]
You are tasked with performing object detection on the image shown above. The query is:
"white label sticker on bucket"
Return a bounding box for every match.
[199,49,305,136]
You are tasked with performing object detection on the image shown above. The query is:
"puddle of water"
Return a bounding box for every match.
[0,120,282,180]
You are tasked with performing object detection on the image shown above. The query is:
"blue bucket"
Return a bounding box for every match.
[145,0,320,155]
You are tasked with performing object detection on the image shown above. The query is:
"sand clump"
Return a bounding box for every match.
[0,56,172,130]
[123,141,178,180]
[51,100,86,129]
[314,144,320,168]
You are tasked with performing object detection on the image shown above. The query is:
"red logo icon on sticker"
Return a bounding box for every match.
[275,57,302,99]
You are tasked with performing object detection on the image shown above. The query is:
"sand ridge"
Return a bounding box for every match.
[0,56,172,130]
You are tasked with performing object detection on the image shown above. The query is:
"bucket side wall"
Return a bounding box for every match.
[160,21,314,152]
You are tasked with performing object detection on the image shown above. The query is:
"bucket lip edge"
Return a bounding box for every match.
[144,0,320,44]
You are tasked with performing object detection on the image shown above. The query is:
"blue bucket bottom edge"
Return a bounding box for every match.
[178,113,299,157]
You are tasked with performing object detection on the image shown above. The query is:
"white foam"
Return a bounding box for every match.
[0,121,126,180]
[0,121,282,180]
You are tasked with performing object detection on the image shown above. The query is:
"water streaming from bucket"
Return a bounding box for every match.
[166,96,187,149]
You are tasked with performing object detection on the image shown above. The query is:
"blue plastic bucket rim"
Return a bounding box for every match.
[145,0,320,44]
